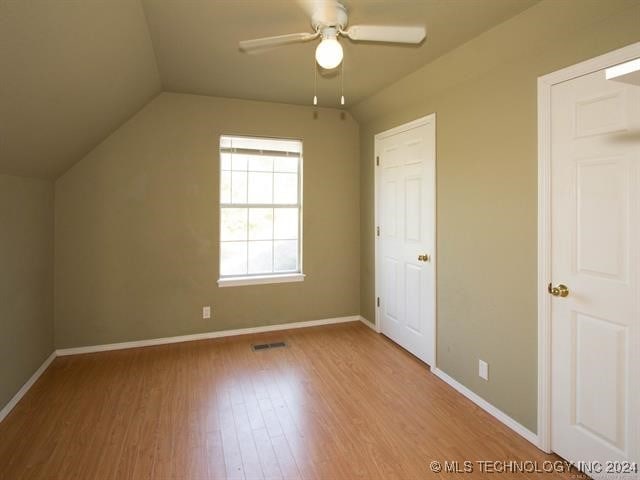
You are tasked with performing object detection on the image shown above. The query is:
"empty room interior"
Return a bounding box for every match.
[1,0,639,478]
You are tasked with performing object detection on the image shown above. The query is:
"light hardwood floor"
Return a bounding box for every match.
[0,322,580,479]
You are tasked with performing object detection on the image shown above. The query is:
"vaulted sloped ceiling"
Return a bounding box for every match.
[142,0,537,107]
[0,0,161,178]
[0,0,537,179]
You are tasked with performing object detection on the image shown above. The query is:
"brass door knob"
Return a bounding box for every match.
[548,283,569,297]
[418,254,430,262]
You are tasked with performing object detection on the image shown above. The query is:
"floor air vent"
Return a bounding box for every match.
[251,341,287,352]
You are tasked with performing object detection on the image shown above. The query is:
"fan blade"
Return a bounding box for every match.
[342,25,426,44]
[239,32,318,52]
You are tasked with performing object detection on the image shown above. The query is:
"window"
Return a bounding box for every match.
[218,135,303,287]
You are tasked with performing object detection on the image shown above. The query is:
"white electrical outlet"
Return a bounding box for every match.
[202,306,211,319]
[479,360,489,381]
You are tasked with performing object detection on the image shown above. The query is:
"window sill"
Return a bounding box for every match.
[217,273,305,288]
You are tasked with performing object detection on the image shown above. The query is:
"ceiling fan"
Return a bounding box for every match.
[238,0,426,70]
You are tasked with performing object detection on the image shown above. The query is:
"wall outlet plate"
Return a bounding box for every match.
[202,306,211,319]
[479,359,489,381]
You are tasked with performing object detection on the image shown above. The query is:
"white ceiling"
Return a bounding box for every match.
[0,0,537,178]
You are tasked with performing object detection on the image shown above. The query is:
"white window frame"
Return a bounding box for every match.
[217,135,304,288]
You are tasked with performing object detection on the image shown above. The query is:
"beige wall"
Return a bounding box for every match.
[0,175,54,410]
[353,0,640,432]
[55,93,360,348]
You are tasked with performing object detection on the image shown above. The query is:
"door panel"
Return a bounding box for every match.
[576,157,629,280]
[575,91,628,137]
[574,312,627,450]
[405,263,422,333]
[383,180,398,237]
[405,177,422,242]
[550,65,639,475]
[376,118,435,366]
[384,257,399,323]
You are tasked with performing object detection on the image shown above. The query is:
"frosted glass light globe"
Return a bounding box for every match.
[315,37,343,70]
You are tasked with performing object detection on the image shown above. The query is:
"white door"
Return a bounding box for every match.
[376,115,435,366]
[550,65,639,476]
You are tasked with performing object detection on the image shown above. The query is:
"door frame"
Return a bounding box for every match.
[536,41,640,453]
[374,113,437,366]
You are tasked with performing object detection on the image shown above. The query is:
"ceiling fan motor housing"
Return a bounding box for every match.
[311,2,348,32]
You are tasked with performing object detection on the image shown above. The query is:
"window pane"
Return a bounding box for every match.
[231,154,248,171]
[274,208,298,239]
[248,155,273,172]
[274,157,298,173]
[220,171,231,204]
[249,208,273,240]
[248,172,273,203]
[221,241,247,276]
[231,171,247,203]
[274,240,298,272]
[248,241,273,274]
[274,173,298,204]
[220,136,302,279]
[221,153,232,170]
[221,208,247,241]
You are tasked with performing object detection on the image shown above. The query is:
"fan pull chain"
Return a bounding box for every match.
[313,60,318,106]
[340,57,345,106]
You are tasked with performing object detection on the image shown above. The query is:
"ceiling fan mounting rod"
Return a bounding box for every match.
[311,2,348,32]
[320,27,338,40]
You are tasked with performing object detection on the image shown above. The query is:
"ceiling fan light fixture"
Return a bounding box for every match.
[315,29,343,70]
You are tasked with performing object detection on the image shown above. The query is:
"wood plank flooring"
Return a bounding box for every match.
[0,322,580,479]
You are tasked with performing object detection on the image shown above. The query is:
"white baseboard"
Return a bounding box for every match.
[56,315,362,356]
[0,351,57,424]
[358,316,379,332]
[432,367,539,447]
